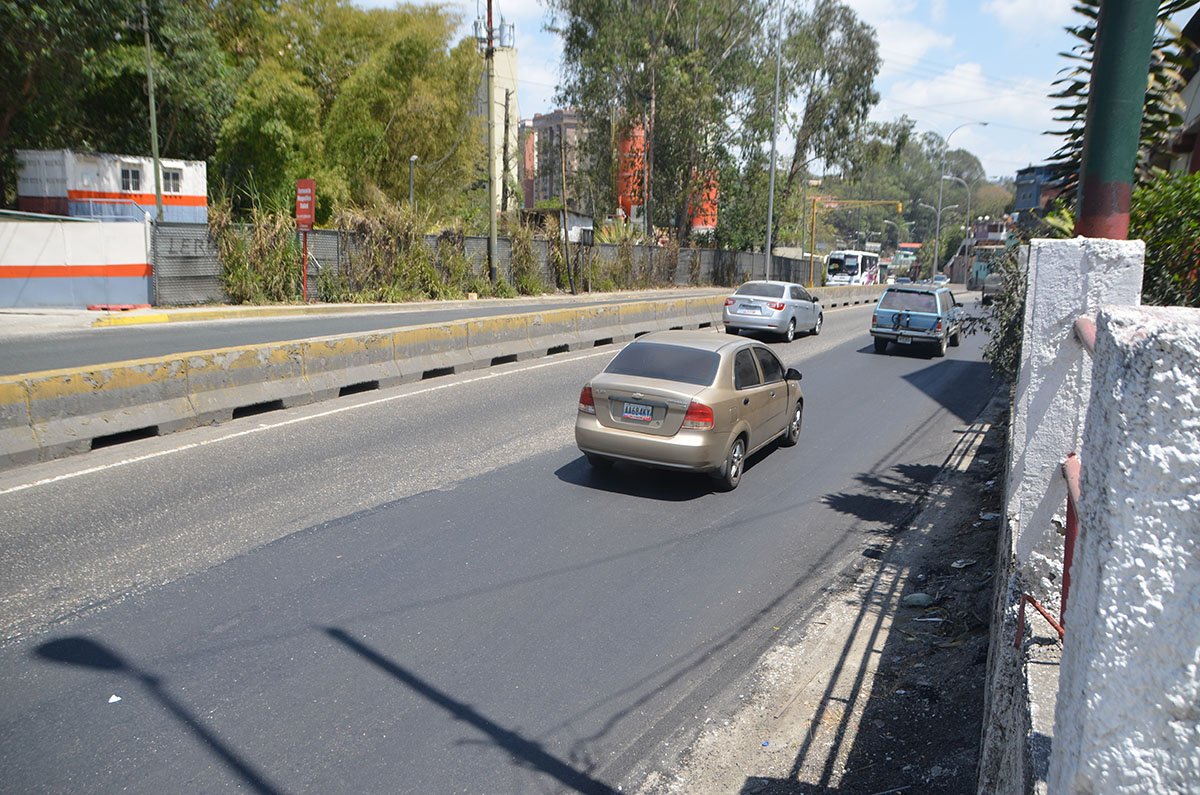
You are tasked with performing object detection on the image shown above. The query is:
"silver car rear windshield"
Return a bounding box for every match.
[735,283,785,298]
[605,342,721,386]
[879,290,937,313]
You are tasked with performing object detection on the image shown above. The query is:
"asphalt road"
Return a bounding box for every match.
[0,290,723,376]
[0,299,995,794]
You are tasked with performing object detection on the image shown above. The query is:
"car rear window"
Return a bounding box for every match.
[735,283,785,298]
[879,290,937,313]
[604,342,721,386]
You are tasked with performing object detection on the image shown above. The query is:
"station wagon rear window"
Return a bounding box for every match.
[734,283,785,298]
[605,342,721,386]
[879,290,937,313]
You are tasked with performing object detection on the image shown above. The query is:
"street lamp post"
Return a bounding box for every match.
[919,201,958,276]
[409,155,418,210]
[942,174,977,271]
[935,121,988,273]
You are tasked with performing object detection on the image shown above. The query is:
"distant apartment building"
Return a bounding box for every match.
[527,109,584,212]
[16,149,207,223]
[472,19,521,213]
[1013,165,1061,228]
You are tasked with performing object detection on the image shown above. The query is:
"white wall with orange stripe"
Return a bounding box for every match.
[0,219,152,308]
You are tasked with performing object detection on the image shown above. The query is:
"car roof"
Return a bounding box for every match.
[882,285,949,295]
[735,279,803,288]
[635,329,760,354]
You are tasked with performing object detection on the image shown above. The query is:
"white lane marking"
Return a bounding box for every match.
[1,349,615,496]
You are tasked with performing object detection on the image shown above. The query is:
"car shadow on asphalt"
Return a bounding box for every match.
[555,450,773,501]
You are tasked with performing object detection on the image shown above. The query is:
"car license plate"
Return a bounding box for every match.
[622,402,653,422]
[738,304,761,315]
[897,335,912,344]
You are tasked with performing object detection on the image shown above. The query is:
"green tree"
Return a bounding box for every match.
[0,0,233,205]
[1047,0,1195,199]
[550,0,768,241]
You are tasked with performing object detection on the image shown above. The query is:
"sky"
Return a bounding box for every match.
[370,0,1188,181]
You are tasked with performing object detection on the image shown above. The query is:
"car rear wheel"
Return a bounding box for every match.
[712,436,746,491]
[933,335,948,357]
[783,318,796,343]
[780,403,802,447]
[873,337,888,353]
[725,325,740,335]
[811,312,823,335]
[950,327,961,346]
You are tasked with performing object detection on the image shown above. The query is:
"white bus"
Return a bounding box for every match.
[825,250,880,285]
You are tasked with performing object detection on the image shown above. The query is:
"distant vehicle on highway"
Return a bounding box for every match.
[893,276,912,284]
[870,285,964,357]
[932,274,950,286]
[722,280,823,342]
[826,249,880,285]
[575,330,804,491]
[981,271,1003,305]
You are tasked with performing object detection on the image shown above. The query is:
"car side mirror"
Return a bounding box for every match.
[786,367,802,382]
[811,296,819,303]
[954,301,963,307]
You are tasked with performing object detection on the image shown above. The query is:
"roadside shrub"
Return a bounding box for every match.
[210,199,302,304]
[1131,171,1200,307]
[980,246,1027,384]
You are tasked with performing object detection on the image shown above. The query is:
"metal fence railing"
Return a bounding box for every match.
[150,221,820,306]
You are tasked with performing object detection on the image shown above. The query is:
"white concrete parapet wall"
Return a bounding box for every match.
[1048,305,1200,792]
[979,237,1143,794]
[1005,237,1143,600]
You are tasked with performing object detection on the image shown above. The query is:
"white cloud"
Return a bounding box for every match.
[872,62,1061,176]
[982,0,1076,34]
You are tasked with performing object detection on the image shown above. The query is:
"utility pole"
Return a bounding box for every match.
[501,89,511,213]
[764,0,784,281]
[486,0,498,283]
[141,0,163,222]
[1074,0,1158,238]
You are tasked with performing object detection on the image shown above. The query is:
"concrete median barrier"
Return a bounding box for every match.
[186,343,311,425]
[24,358,195,460]
[528,307,585,355]
[619,300,661,338]
[392,323,473,382]
[0,293,742,471]
[303,333,402,402]
[0,381,39,469]
[465,314,534,369]
[574,303,627,347]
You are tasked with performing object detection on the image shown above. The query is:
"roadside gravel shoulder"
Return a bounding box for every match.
[632,388,1007,794]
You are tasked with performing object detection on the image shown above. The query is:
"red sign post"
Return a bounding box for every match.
[296,179,316,301]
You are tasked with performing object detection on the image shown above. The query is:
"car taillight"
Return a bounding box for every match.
[682,401,714,430]
[767,302,785,311]
[724,297,736,306]
[872,313,878,325]
[935,318,944,332]
[578,386,596,414]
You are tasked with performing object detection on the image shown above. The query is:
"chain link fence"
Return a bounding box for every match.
[150,222,816,306]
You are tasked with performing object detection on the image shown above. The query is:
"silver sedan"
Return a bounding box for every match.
[722,280,823,342]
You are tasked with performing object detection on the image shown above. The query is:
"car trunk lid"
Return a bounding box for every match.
[588,373,707,437]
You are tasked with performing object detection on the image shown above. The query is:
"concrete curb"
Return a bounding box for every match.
[4,286,885,470]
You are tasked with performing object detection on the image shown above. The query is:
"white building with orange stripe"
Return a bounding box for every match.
[16,149,207,223]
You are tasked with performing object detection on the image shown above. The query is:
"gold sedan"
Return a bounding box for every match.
[575,330,803,490]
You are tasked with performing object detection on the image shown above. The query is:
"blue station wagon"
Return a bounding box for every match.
[870,285,964,357]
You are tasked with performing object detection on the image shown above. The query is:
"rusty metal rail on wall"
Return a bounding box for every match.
[1015,315,1094,648]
